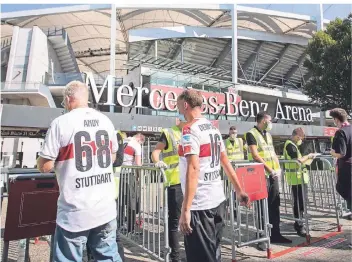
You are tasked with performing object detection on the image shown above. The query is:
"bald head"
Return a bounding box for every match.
[62,81,89,111]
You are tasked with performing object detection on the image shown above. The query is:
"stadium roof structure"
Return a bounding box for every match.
[1,4,329,90]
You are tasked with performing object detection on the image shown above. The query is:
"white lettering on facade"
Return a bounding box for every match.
[85,73,314,123]
[239,100,250,117]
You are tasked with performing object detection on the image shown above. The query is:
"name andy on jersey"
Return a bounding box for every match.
[84,119,99,127]
[76,173,112,189]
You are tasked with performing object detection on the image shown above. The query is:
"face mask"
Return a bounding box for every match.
[230,134,237,140]
[265,122,272,131]
[178,113,186,122]
[296,139,302,146]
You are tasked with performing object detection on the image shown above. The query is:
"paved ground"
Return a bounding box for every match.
[1,196,351,262]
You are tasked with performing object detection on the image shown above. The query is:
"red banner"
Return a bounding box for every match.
[150,85,241,115]
[324,127,338,137]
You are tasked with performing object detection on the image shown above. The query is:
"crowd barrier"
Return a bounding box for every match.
[306,157,346,231]
[117,165,171,262]
[1,157,349,262]
[224,161,272,261]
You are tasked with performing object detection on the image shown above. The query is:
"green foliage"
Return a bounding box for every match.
[303,14,351,114]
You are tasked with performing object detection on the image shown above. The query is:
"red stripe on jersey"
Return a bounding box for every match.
[199,143,211,158]
[182,118,200,135]
[178,145,184,157]
[124,145,135,156]
[57,144,74,161]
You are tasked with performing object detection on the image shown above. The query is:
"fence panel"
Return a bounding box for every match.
[117,166,170,262]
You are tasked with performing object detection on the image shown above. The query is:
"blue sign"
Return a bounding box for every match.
[132,125,137,131]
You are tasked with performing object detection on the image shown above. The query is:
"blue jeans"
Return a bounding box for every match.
[53,219,122,262]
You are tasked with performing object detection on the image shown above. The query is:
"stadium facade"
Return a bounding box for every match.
[0,4,337,167]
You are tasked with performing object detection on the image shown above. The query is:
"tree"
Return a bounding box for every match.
[303,13,351,114]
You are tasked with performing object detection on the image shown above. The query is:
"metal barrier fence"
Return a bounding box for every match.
[223,161,272,261]
[306,157,344,232]
[279,160,310,242]
[117,165,171,262]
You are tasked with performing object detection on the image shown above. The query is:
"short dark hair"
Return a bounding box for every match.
[229,126,237,131]
[329,108,348,122]
[256,111,270,123]
[177,89,203,108]
[292,127,305,137]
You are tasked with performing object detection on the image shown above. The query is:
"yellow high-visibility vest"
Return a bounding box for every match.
[283,140,308,186]
[225,138,244,161]
[161,126,181,186]
[245,128,280,176]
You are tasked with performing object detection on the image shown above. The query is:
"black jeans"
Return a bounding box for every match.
[119,177,139,232]
[256,176,281,236]
[168,184,183,262]
[291,184,307,227]
[184,201,226,262]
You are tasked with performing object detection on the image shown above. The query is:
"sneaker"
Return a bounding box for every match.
[270,234,292,244]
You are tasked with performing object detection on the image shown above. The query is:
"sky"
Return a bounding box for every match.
[1,4,351,20]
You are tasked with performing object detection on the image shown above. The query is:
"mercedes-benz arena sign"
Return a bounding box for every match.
[85,72,313,122]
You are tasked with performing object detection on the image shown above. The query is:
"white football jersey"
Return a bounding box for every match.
[178,117,226,210]
[122,138,142,166]
[39,107,118,232]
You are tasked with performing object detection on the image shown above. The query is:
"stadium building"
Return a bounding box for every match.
[0,4,337,167]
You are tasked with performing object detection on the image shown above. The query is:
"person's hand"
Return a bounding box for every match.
[330,149,336,155]
[271,169,281,179]
[308,153,315,159]
[179,209,192,235]
[155,161,168,168]
[237,191,251,208]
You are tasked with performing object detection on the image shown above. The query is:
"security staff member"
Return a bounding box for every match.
[245,111,292,246]
[151,117,185,262]
[225,126,245,161]
[283,128,315,237]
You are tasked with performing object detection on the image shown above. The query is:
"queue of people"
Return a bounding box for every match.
[36,80,351,262]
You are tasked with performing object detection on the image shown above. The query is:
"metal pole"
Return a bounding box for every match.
[155,40,158,59]
[181,44,184,63]
[110,4,116,113]
[231,4,238,84]
[317,4,324,31]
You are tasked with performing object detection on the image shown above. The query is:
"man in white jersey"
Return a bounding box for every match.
[122,133,145,166]
[121,133,145,232]
[176,89,250,262]
[37,81,122,262]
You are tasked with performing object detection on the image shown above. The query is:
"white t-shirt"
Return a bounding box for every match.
[178,117,226,210]
[122,138,142,166]
[39,108,118,232]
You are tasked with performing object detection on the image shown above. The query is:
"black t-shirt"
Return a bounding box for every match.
[158,132,169,150]
[332,130,347,157]
[246,126,267,146]
[285,142,298,159]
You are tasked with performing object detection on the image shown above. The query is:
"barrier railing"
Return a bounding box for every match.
[306,157,343,232]
[224,161,272,260]
[117,165,171,262]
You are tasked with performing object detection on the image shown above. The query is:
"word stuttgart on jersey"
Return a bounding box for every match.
[76,173,112,189]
